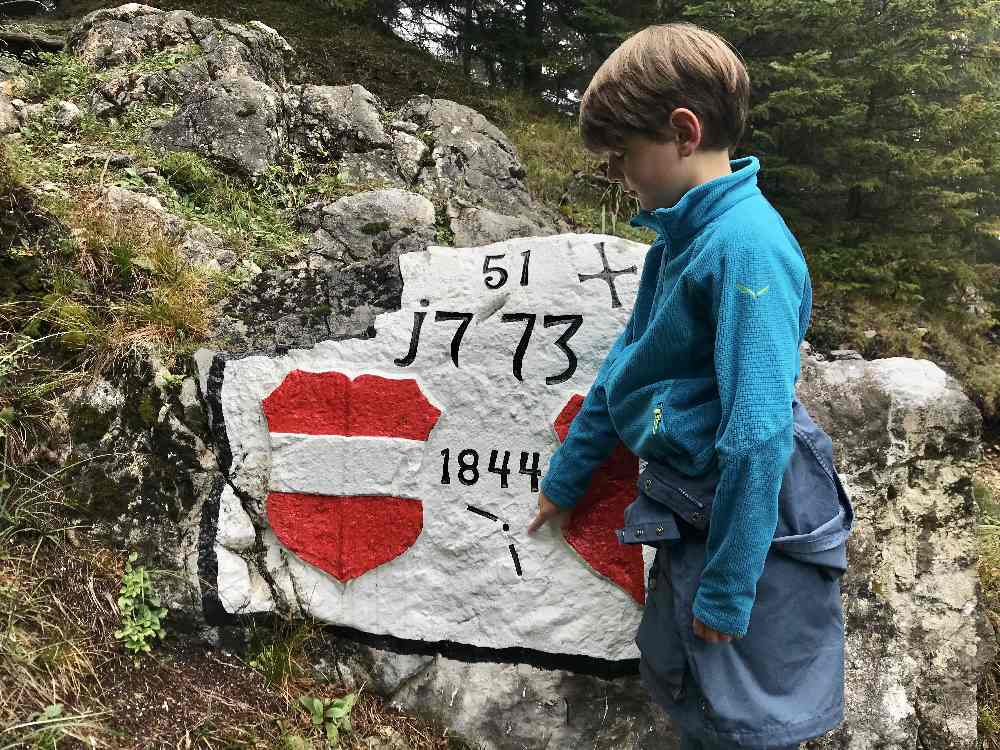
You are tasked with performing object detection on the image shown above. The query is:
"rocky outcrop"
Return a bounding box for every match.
[797,356,983,749]
[49,355,213,624]
[196,233,983,749]
[214,187,438,351]
[285,83,393,157]
[152,76,287,177]
[57,3,566,239]
[66,3,296,117]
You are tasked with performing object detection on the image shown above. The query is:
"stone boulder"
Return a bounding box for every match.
[66,3,296,116]
[184,229,983,748]
[46,355,214,626]
[59,5,568,248]
[152,76,286,178]
[397,94,568,243]
[397,94,526,212]
[214,188,437,352]
[796,356,982,749]
[43,218,986,748]
[285,83,393,157]
[320,638,674,750]
[298,187,436,266]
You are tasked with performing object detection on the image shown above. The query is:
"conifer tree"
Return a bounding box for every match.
[680,0,1000,306]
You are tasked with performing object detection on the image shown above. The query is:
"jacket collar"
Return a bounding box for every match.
[628,155,761,241]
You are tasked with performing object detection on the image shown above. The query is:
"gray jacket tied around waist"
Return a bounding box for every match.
[616,397,854,574]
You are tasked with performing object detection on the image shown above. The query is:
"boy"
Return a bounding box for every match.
[527,22,847,750]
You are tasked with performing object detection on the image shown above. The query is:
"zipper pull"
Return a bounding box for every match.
[653,404,662,434]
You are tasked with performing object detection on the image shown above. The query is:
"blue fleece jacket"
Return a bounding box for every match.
[540,155,811,638]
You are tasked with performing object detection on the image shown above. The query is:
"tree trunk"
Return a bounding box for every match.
[522,0,544,95]
[462,0,474,78]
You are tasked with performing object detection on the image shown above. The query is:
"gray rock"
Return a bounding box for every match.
[797,354,982,748]
[47,354,215,627]
[0,94,18,135]
[830,348,864,361]
[336,149,408,190]
[286,83,392,157]
[52,100,83,129]
[179,223,235,271]
[298,187,435,266]
[152,75,285,177]
[447,199,555,247]
[214,188,436,352]
[397,94,568,239]
[390,129,427,184]
[67,4,296,116]
[398,94,526,214]
[389,119,419,134]
[325,639,674,750]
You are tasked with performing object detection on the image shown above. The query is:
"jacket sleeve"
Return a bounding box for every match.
[691,242,805,638]
[540,318,632,509]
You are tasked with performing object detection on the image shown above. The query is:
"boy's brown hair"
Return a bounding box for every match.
[579,22,750,156]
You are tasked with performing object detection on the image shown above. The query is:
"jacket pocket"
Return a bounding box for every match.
[637,465,712,531]
[617,492,683,547]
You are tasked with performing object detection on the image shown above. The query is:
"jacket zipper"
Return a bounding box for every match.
[667,483,705,509]
[652,403,662,434]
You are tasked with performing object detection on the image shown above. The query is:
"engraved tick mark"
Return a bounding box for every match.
[467,506,522,576]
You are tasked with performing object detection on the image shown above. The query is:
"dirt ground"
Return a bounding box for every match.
[0,543,467,750]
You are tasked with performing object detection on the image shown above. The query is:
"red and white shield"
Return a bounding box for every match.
[262,369,441,582]
[554,395,644,604]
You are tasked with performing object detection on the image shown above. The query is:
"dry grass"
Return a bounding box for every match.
[977,441,1000,750]
[39,191,217,379]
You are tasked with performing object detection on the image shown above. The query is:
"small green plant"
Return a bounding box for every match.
[246,619,315,688]
[298,693,357,747]
[433,203,455,246]
[23,51,93,101]
[114,552,167,660]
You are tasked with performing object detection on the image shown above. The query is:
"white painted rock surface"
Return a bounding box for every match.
[199,233,658,660]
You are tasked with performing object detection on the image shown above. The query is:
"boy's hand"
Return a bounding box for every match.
[692,615,734,643]
[527,492,570,535]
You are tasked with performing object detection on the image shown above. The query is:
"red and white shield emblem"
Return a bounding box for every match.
[262,369,441,582]
[554,395,644,603]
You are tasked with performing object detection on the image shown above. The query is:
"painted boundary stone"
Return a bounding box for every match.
[196,233,656,661]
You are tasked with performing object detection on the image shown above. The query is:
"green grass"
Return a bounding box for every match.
[978,478,1000,750]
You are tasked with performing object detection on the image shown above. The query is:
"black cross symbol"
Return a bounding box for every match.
[577,241,637,309]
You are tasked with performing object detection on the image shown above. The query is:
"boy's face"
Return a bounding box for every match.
[604,107,726,212]
[606,130,698,211]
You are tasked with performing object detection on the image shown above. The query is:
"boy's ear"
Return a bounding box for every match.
[669,108,702,154]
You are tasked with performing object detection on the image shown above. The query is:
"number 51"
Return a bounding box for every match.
[483,251,530,289]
